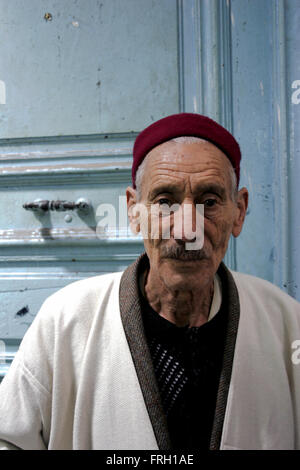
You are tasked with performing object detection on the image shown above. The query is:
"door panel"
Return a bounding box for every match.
[0,0,179,138]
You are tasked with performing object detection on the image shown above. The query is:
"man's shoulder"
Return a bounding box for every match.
[19,271,125,363]
[31,271,124,331]
[49,271,124,302]
[230,269,291,296]
[229,269,300,312]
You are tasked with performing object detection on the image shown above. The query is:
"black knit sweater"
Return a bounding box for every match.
[140,282,228,450]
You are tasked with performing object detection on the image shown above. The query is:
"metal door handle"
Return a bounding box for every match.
[23,198,91,212]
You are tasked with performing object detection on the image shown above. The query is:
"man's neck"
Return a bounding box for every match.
[143,268,214,327]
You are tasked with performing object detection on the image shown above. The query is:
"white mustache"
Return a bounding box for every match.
[161,244,209,260]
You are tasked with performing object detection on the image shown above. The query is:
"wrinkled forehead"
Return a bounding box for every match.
[146,137,232,169]
[142,138,234,193]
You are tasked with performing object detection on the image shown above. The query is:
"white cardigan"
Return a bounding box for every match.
[0,269,299,450]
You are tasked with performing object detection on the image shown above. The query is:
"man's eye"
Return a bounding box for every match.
[157,198,171,206]
[204,199,217,208]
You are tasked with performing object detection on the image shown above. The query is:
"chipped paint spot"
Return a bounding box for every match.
[0,160,131,174]
[15,306,29,317]
[44,13,53,22]
[231,12,235,27]
[0,80,6,104]
[193,96,198,113]
[259,81,264,96]
[277,103,281,126]
[0,227,99,241]
[64,214,73,223]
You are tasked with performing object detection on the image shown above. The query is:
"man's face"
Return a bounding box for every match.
[127,139,248,290]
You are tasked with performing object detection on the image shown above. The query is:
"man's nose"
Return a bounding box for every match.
[173,203,204,242]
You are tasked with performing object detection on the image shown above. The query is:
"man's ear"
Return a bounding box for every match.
[126,186,140,235]
[232,187,249,238]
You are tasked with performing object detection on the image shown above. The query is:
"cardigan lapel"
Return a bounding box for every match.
[209,262,240,450]
[119,253,172,450]
[119,253,240,451]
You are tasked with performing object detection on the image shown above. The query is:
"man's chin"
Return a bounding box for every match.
[159,265,212,291]
[159,257,212,277]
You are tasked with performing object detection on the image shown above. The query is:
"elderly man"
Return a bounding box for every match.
[0,113,299,450]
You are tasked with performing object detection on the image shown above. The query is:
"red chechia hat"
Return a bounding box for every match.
[132,112,241,188]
